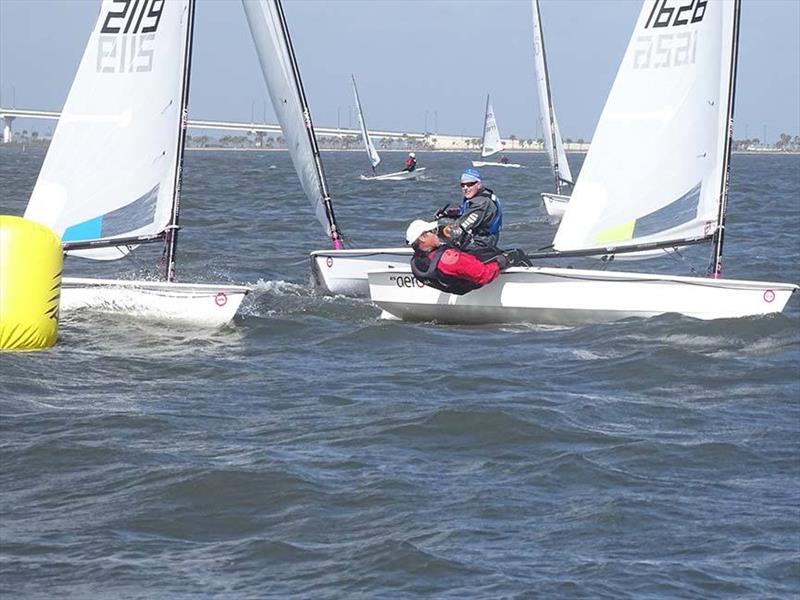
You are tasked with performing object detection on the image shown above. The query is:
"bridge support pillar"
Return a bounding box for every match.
[2,115,14,143]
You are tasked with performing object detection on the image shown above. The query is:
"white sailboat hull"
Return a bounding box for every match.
[541,192,571,218]
[61,277,251,327]
[368,267,797,326]
[472,161,522,168]
[310,248,413,296]
[360,168,426,181]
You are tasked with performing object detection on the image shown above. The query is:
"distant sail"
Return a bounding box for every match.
[352,76,381,169]
[242,0,339,242]
[480,96,503,157]
[554,0,736,254]
[25,0,191,260]
[531,0,572,188]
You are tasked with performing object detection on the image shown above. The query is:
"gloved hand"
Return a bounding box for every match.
[493,253,510,270]
[433,204,449,220]
[501,249,533,268]
[434,205,461,220]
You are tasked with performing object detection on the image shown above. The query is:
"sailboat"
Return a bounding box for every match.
[472,95,522,168]
[532,0,574,219]
[23,0,250,326]
[243,0,413,297]
[353,76,425,182]
[368,0,797,324]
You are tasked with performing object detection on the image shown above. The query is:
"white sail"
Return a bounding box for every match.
[25,0,190,260]
[480,96,503,157]
[352,76,380,170]
[242,0,334,239]
[554,0,735,253]
[531,0,572,187]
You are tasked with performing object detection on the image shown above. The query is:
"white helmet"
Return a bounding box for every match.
[409,152,416,158]
[405,219,438,245]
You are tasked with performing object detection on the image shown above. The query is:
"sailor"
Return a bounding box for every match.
[403,152,417,172]
[499,155,509,164]
[405,220,530,295]
[433,167,503,256]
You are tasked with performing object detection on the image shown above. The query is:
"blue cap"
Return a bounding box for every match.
[461,168,481,183]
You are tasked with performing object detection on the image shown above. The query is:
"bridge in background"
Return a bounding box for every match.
[0,107,555,151]
[0,107,430,146]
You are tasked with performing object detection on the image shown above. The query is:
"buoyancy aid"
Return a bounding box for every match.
[460,188,502,236]
[410,247,484,296]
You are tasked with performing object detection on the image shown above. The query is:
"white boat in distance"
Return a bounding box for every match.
[23,0,249,326]
[359,168,426,182]
[352,75,426,182]
[471,94,523,168]
[369,0,797,325]
[532,0,574,219]
[243,0,414,296]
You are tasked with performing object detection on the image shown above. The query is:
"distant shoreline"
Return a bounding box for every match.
[183,147,799,156]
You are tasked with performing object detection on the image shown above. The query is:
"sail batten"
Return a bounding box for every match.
[554,0,736,256]
[25,0,191,262]
[352,76,381,170]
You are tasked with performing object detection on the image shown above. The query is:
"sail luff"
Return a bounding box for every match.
[479,93,489,156]
[164,0,196,281]
[242,0,343,249]
[531,0,572,193]
[273,0,342,249]
[352,75,381,169]
[710,0,741,277]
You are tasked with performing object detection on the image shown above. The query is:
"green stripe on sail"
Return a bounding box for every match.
[594,220,635,245]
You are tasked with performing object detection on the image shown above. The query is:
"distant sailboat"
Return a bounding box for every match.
[352,76,425,182]
[532,0,574,219]
[369,0,797,324]
[24,0,249,326]
[472,95,522,168]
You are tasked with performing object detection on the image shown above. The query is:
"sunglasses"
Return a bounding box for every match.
[460,181,479,188]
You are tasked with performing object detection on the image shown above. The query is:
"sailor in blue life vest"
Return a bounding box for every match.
[434,167,502,257]
[403,152,417,172]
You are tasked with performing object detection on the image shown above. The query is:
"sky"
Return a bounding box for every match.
[1,0,798,142]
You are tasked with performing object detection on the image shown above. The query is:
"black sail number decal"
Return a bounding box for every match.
[101,0,165,35]
[645,0,707,29]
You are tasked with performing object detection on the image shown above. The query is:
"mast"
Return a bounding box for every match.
[534,0,563,194]
[479,93,490,156]
[164,0,196,281]
[710,0,741,278]
[274,0,343,249]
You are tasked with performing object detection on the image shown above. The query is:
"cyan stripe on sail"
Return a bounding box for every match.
[63,217,102,241]
[633,183,701,239]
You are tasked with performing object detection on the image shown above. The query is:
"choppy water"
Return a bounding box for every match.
[1,147,799,598]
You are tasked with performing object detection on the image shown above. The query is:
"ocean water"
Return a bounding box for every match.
[1,147,799,598]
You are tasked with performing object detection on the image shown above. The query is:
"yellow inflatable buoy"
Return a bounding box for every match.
[0,216,63,351]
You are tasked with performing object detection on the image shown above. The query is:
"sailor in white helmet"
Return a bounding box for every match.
[403,152,417,172]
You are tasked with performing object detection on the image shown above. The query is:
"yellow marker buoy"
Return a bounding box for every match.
[0,216,63,350]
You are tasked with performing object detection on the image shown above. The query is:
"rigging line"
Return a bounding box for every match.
[664,245,701,276]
